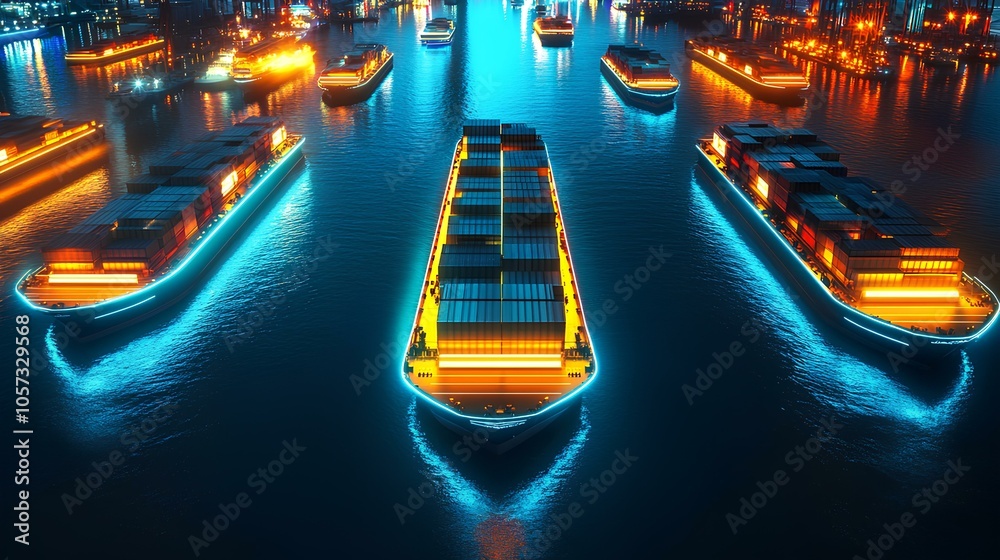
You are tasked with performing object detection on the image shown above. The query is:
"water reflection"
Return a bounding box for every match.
[689,170,974,479]
[407,400,591,559]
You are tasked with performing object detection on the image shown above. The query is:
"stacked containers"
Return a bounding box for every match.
[41,117,287,277]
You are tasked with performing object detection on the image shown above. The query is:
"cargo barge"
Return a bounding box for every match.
[533,15,574,47]
[403,120,597,452]
[419,18,455,47]
[697,122,997,361]
[686,37,809,104]
[232,37,315,94]
[15,117,305,341]
[0,115,105,194]
[601,44,679,112]
[318,44,393,106]
[64,32,164,65]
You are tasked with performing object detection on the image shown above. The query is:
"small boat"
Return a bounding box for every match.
[194,50,235,90]
[107,73,194,103]
[420,18,455,47]
[533,15,574,47]
[923,50,959,69]
[318,44,394,106]
[535,1,548,14]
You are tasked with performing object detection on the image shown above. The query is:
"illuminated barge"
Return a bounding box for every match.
[686,37,809,104]
[404,120,597,451]
[601,44,679,112]
[533,15,574,47]
[419,18,455,46]
[0,115,105,192]
[697,122,997,361]
[231,37,315,94]
[318,43,393,106]
[16,117,305,341]
[65,32,164,65]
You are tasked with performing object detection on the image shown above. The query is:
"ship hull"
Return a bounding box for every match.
[696,146,975,363]
[320,55,393,106]
[685,45,805,104]
[536,33,573,47]
[600,58,677,112]
[235,68,310,96]
[21,140,306,343]
[195,77,235,91]
[65,40,164,65]
[421,397,577,453]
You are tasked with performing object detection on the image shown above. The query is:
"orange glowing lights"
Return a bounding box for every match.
[863,289,960,300]
[48,274,139,285]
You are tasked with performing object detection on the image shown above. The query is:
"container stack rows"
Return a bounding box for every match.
[41,117,287,277]
[715,121,965,298]
[604,45,674,82]
[437,122,566,355]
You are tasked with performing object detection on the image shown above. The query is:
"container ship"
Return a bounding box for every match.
[403,120,597,451]
[533,15,574,47]
[601,44,679,112]
[318,44,393,106]
[697,122,997,361]
[419,18,455,46]
[64,32,164,65]
[15,117,305,341]
[686,37,809,104]
[0,115,105,192]
[231,37,315,94]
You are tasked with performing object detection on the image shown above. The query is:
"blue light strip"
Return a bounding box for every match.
[15,137,305,314]
[93,295,157,320]
[697,144,999,345]
[843,317,908,346]
[399,133,600,425]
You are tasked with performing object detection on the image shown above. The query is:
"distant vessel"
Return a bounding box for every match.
[108,73,194,103]
[231,37,315,94]
[65,32,164,65]
[15,117,305,341]
[697,122,997,360]
[533,15,574,47]
[0,115,105,190]
[318,44,394,105]
[420,17,455,46]
[403,120,597,452]
[195,50,235,90]
[535,1,549,14]
[601,44,679,112]
[686,37,809,104]
[511,0,524,6]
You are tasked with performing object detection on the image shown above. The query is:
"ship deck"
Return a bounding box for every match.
[700,142,996,338]
[406,137,593,417]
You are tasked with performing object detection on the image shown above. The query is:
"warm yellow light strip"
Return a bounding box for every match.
[863,289,960,299]
[65,39,164,60]
[0,128,99,176]
[438,354,563,369]
[48,274,139,284]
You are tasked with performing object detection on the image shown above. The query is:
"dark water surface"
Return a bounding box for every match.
[2,2,999,559]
